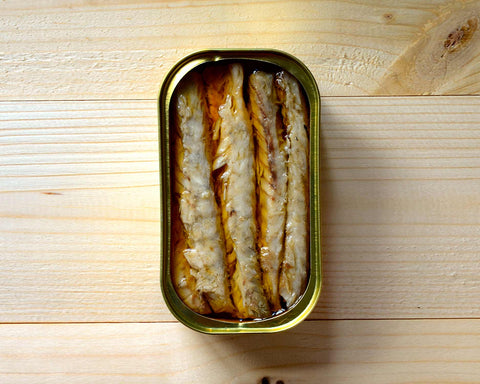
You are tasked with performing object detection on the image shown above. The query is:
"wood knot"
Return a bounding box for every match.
[443,17,478,55]
[383,13,394,23]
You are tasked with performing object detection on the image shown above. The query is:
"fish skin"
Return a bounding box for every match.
[275,70,310,308]
[173,73,234,314]
[205,64,270,319]
[248,71,287,311]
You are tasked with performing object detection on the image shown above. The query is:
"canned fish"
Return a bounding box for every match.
[159,49,321,333]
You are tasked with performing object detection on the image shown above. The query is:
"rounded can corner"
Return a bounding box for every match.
[159,49,321,334]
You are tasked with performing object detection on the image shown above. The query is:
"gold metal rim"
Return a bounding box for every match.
[159,49,321,333]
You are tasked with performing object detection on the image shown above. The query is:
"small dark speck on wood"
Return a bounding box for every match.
[259,377,285,384]
[383,13,394,22]
[42,191,62,195]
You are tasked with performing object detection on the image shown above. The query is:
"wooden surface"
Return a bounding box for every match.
[1,0,480,382]
[1,320,479,383]
[2,0,480,99]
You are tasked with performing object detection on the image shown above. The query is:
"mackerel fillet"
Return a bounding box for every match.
[275,71,310,307]
[205,64,270,319]
[173,73,234,314]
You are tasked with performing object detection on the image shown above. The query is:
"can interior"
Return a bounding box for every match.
[159,50,321,333]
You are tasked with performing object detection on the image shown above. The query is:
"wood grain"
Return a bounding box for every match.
[2,1,479,382]
[1,97,480,322]
[1,320,479,383]
[2,0,480,100]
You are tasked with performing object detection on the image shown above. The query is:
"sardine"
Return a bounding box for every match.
[173,73,234,314]
[248,71,287,311]
[275,71,310,307]
[204,64,270,319]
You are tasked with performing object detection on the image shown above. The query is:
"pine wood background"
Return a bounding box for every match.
[1,1,480,383]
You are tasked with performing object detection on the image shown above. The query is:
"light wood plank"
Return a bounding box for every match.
[0,320,479,383]
[0,101,165,322]
[1,97,480,322]
[1,0,480,99]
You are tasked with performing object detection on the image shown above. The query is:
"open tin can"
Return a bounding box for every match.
[159,49,321,333]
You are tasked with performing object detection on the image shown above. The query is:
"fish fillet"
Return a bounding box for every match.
[248,71,287,311]
[173,73,234,314]
[275,71,310,307]
[204,64,270,319]
[171,197,211,314]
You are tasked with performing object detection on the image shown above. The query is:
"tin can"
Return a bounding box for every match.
[159,49,321,333]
